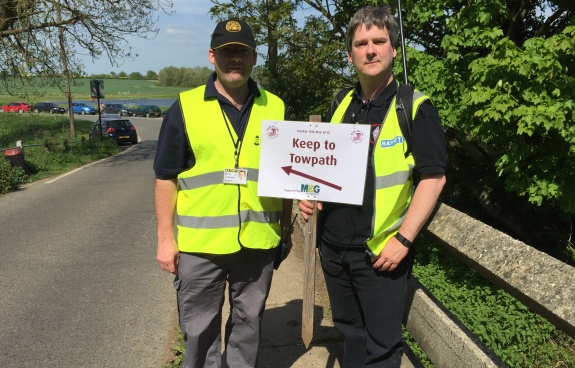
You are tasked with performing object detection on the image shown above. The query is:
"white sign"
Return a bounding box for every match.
[258,120,370,205]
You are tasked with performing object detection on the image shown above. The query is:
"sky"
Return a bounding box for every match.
[80,0,216,75]
[80,1,320,76]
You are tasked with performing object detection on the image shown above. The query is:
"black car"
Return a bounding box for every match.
[103,103,133,116]
[89,118,138,145]
[31,102,66,114]
[132,104,162,118]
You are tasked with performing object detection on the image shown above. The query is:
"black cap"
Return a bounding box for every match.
[210,19,256,49]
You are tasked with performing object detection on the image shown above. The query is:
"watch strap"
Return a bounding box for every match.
[395,232,413,248]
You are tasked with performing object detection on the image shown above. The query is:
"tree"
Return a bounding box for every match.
[183,66,213,88]
[146,70,158,80]
[403,0,575,260]
[129,71,143,80]
[158,66,178,87]
[157,66,212,88]
[0,0,173,95]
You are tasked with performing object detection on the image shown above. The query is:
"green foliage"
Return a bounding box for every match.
[402,328,433,368]
[389,1,575,261]
[453,26,575,213]
[129,71,144,80]
[21,138,119,180]
[260,15,351,120]
[413,235,575,367]
[163,329,185,368]
[0,157,28,194]
[0,114,62,147]
[146,70,158,80]
[157,66,213,89]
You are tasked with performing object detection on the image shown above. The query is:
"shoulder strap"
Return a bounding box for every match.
[330,84,414,156]
[395,84,414,158]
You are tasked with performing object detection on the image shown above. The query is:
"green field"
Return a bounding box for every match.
[0,78,188,103]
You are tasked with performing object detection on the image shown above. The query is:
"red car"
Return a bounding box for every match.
[0,102,31,113]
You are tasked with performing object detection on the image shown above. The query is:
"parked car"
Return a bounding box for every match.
[0,102,31,113]
[71,102,96,115]
[89,117,138,145]
[132,104,161,118]
[103,103,133,116]
[31,102,66,114]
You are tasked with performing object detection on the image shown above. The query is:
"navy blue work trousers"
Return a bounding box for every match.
[319,240,414,368]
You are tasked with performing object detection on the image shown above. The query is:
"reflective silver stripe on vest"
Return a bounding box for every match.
[374,165,414,190]
[240,209,281,224]
[178,172,222,190]
[179,169,260,190]
[178,209,279,229]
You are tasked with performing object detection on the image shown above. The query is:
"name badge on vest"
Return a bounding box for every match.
[224,168,248,185]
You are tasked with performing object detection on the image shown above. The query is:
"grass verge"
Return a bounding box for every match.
[0,113,122,194]
[0,77,187,102]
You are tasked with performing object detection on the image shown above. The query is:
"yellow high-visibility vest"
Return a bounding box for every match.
[331,88,429,255]
[176,86,285,254]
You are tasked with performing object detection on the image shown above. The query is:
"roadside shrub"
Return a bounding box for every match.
[77,136,120,156]
[0,157,28,194]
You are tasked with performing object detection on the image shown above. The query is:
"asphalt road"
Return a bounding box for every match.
[0,115,176,368]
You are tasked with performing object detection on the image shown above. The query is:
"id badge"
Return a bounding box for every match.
[224,168,248,184]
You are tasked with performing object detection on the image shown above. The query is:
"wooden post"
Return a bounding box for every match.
[302,114,322,348]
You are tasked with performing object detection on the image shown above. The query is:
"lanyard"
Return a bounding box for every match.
[219,105,253,168]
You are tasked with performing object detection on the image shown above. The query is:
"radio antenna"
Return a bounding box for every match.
[397,0,409,84]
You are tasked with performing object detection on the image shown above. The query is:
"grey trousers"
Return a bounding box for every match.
[175,248,276,368]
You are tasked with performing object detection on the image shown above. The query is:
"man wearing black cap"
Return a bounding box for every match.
[154,19,292,368]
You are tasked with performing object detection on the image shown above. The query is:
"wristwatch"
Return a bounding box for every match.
[394,232,413,248]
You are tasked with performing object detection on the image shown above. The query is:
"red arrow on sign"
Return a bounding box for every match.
[281,166,342,191]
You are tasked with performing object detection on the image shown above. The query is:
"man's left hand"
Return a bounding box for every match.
[370,236,410,272]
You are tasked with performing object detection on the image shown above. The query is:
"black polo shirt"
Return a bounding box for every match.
[320,79,447,247]
[153,72,263,180]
